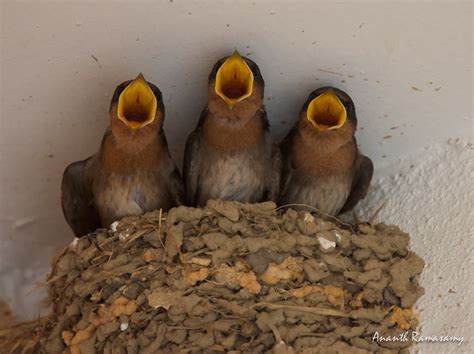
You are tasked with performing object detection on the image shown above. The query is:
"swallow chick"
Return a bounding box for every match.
[279,87,373,216]
[183,51,281,206]
[61,74,184,237]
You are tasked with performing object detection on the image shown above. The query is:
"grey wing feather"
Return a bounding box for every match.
[259,108,281,202]
[278,125,298,200]
[168,166,185,206]
[266,142,282,202]
[159,131,185,207]
[340,154,374,214]
[61,158,101,237]
[183,129,202,206]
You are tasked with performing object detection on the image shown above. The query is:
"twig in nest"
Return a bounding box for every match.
[157,208,166,249]
[276,203,355,232]
[98,235,118,248]
[268,322,282,343]
[125,229,152,244]
[42,274,66,285]
[166,325,200,330]
[158,208,163,232]
[369,202,385,224]
[252,302,350,318]
[91,251,113,264]
[147,209,166,250]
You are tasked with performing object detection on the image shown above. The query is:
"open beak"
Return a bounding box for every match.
[306,91,347,131]
[117,73,157,129]
[215,51,254,108]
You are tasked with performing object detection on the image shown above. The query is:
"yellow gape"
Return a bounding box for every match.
[215,51,254,107]
[306,92,347,131]
[118,73,157,129]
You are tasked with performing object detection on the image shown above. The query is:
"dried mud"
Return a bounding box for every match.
[3,201,425,353]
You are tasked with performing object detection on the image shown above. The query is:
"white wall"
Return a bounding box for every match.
[357,139,473,354]
[0,0,472,351]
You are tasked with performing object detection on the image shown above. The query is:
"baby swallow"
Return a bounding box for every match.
[183,51,281,206]
[61,74,184,237]
[279,87,373,216]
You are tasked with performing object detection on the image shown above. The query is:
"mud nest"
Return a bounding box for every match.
[37,201,425,353]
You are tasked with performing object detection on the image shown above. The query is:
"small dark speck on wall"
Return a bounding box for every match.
[48,154,54,158]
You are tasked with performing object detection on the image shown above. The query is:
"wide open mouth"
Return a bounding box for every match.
[117,73,157,129]
[306,91,347,131]
[215,51,254,107]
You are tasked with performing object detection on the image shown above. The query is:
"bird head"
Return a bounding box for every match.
[110,73,164,133]
[208,51,264,117]
[302,87,357,134]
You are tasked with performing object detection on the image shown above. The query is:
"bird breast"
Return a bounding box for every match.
[93,171,168,226]
[198,147,267,204]
[283,173,352,216]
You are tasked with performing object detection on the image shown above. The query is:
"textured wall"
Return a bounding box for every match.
[357,139,473,353]
[0,1,472,352]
